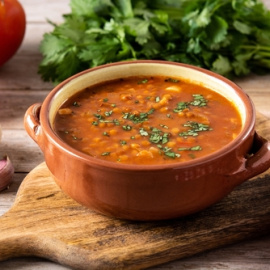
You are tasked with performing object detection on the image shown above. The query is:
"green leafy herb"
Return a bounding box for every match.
[139,128,149,136]
[94,113,103,120]
[38,0,270,84]
[190,94,208,107]
[113,119,120,125]
[174,94,208,113]
[165,78,180,83]
[179,121,212,137]
[160,124,168,129]
[178,145,202,151]
[173,102,189,113]
[122,125,132,131]
[73,101,80,107]
[72,135,81,140]
[149,127,170,144]
[101,152,110,156]
[165,151,181,159]
[137,79,148,84]
[157,145,181,159]
[122,108,154,124]
[104,110,113,117]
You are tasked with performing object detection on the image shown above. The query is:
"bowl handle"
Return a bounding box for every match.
[230,132,270,184]
[24,103,44,151]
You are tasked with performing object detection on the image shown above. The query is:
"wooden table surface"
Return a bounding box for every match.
[0,0,270,269]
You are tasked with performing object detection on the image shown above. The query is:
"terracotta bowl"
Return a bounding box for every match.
[24,60,270,221]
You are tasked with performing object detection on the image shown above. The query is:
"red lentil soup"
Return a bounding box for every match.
[54,76,242,165]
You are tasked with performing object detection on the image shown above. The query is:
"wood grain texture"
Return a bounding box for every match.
[0,114,269,270]
[0,163,269,270]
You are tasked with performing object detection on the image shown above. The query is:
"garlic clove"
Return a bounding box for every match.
[0,155,14,192]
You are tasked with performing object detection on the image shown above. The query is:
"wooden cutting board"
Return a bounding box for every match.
[0,113,270,270]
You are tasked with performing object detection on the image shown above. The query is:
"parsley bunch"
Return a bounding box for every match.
[39,0,270,84]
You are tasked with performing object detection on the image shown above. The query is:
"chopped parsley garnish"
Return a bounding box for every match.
[173,102,189,113]
[103,98,109,102]
[73,101,80,107]
[139,128,148,136]
[72,135,81,140]
[173,94,208,113]
[101,152,110,156]
[148,128,170,144]
[165,78,180,83]
[157,145,180,159]
[190,145,202,151]
[104,110,113,117]
[165,151,181,159]
[178,146,202,151]
[122,125,132,131]
[120,140,127,145]
[179,121,212,137]
[137,79,148,84]
[184,121,212,132]
[160,124,169,129]
[190,94,208,107]
[122,108,155,124]
[113,119,120,125]
[94,113,104,120]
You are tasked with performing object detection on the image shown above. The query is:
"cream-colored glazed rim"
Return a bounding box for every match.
[49,61,247,126]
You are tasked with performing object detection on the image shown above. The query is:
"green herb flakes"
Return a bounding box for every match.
[178,146,202,151]
[101,152,110,156]
[173,94,208,113]
[73,101,80,107]
[173,102,189,113]
[165,78,180,83]
[122,125,132,131]
[179,121,212,137]
[137,79,148,84]
[139,128,148,136]
[190,94,208,107]
[104,110,113,117]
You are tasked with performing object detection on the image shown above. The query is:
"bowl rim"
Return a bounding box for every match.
[40,60,256,171]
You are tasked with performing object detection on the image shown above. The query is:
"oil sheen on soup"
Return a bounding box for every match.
[54,76,242,165]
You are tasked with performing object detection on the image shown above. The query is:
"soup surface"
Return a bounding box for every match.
[54,76,242,165]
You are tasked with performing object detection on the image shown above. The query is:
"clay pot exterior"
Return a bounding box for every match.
[24,61,270,221]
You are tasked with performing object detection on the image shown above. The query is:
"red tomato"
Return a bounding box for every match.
[0,0,26,66]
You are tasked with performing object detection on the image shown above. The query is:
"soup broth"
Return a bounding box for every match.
[54,76,242,165]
